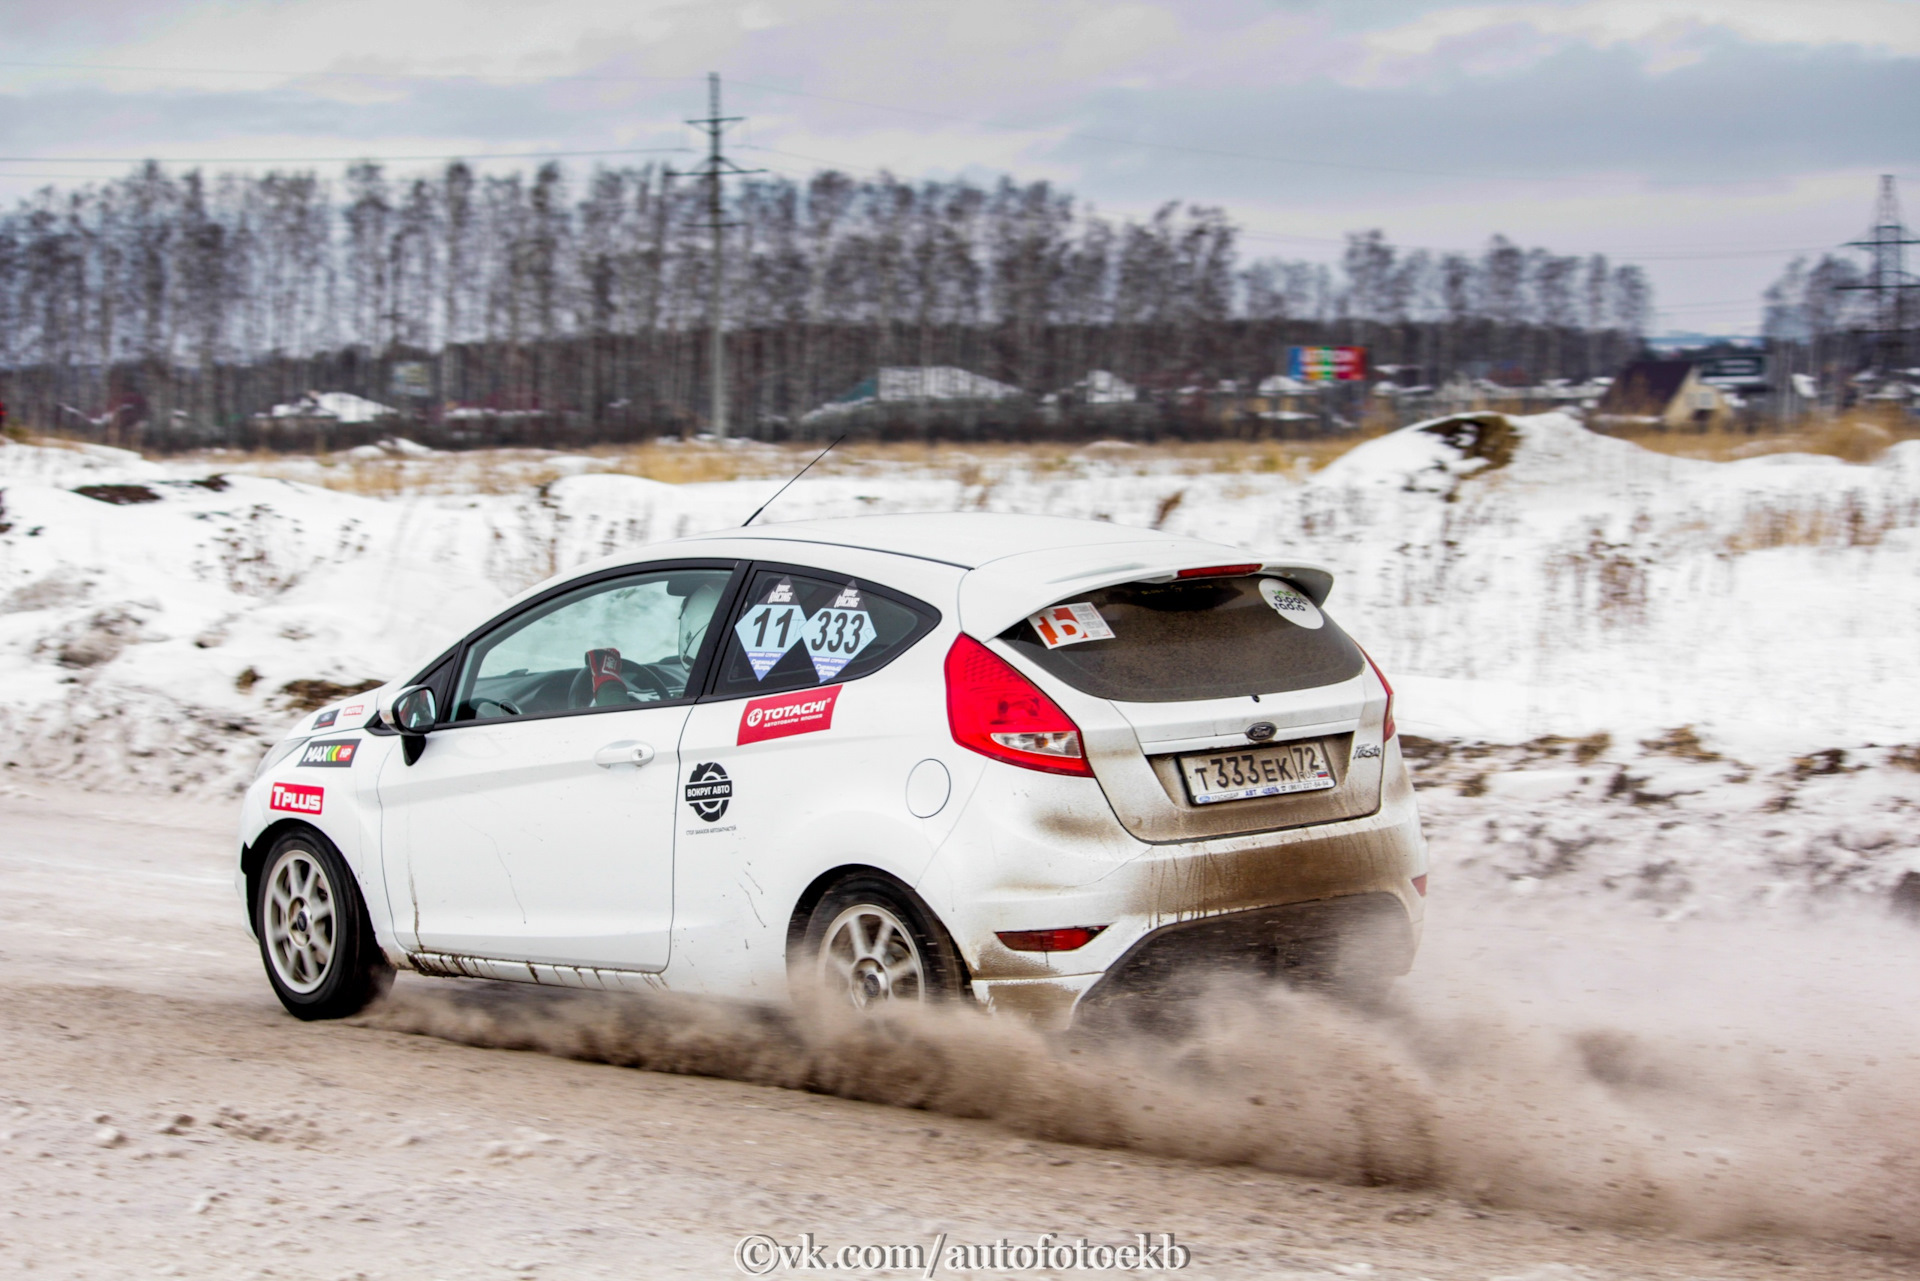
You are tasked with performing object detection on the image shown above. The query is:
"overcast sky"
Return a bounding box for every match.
[4,0,1918,335]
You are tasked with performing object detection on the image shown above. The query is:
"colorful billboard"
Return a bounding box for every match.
[1287,346,1368,383]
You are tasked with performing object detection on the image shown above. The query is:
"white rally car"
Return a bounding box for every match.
[239,513,1426,1024]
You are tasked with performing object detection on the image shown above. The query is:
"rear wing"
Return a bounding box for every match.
[957,540,1335,639]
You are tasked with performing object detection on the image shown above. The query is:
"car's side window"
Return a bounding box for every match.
[453,568,734,722]
[710,566,938,699]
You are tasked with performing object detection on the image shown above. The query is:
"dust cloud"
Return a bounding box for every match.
[358,903,1920,1254]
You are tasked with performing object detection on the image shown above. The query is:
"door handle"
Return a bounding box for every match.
[594,741,656,768]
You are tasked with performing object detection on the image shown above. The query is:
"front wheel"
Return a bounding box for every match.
[797,876,967,1013]
[255,829,392,1020]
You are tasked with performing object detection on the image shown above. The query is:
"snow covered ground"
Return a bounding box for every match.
[2,413,1916,916]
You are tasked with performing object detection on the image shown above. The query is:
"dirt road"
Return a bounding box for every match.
[2,785,1915,1280]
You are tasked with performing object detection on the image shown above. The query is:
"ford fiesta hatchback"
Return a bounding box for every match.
[239,513,1426,1024]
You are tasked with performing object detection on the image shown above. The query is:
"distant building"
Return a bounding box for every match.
[1591,360,1731,430]
[804,367,1023,422]
[268,391,399,424]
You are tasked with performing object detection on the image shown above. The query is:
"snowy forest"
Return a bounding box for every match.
[0,160,1674,445]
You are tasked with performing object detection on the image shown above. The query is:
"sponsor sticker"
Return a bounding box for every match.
[298,738,360,768]
[738,684,841,745]
[734,578,806,679]
[803,582,876,682]
[313,708,339,730]
[268,781,324,815]
[343,704,365,716]
[684,762,733,822]
[1259,577,1324,629]
[1027,601,1114,650]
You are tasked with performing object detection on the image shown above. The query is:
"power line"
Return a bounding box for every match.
[670,74,761,441]
[0,147,689,165]
[1837,174,1920,372]
[0,59,699,86]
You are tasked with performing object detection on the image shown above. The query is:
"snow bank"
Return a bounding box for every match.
[1,417,1916,915]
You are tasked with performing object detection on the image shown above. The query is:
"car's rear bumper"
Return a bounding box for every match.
[925,740,1427,1025]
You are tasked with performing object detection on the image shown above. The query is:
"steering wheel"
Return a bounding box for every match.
[567,658,672,709]
[471,697,523,719]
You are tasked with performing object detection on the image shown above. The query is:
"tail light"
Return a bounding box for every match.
[945,635,1094,777]
[1360,646,1396,741]
[997,926,1108,952]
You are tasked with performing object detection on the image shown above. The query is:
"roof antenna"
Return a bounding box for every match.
[741,433,847,527]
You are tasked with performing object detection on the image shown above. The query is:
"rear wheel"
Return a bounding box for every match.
[255,829,392,1020]
[798,876,967,1013]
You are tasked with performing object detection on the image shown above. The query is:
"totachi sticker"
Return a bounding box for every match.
[738,684,841,745]
[312,708,339,729]
[298,738,359,768]
[268,782,324,815]
[1258,577,1324,629]
[804,582,877,682]
[1028,601,1115,650]
[734,578,806,679]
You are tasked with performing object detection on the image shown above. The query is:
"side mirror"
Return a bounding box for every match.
[381,685,438,735]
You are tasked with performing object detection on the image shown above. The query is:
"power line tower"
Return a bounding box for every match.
[1839,174,1920,376]
[672,73,762,439]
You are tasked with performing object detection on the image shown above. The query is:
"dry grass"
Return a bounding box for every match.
[1607,411,1918,465]
[169,435,1387,497]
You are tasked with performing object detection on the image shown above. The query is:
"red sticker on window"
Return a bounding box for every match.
[269,782,324,815]
[738,685,841,745]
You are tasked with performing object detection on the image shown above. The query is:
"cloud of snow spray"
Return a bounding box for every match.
[358,903,1920,1252]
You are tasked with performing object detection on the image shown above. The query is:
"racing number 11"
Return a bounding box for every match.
[751,606,797,651]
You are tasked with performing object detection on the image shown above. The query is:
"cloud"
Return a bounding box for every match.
[0,0,1914,333]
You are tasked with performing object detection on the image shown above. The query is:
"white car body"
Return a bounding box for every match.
[238,513,1426,1024]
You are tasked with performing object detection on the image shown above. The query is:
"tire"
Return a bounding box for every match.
[796,875,968,1012]
[254,828,393,1020]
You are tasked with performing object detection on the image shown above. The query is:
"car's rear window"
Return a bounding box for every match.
[997,575,1364,703]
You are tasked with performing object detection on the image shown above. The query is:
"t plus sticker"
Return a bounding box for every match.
[734,578,805,679]
[1028,601,1114,650]
[268,782,324,815]
[804,582,876,682]
[1258,577,1324,629]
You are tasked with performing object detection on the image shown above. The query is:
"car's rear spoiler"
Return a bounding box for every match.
[957,540,1335,639]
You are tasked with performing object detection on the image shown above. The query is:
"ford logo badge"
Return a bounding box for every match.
[1246,721,1276,743]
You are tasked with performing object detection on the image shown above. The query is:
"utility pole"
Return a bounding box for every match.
[1839,175,1920,377]
[676,73,762,438]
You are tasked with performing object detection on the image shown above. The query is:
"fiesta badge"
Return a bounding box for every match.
[737,684,842,746]
[684,763,733,822]
[269,782,324,815]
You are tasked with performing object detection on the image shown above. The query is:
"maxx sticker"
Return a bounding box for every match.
[298,738,359,768]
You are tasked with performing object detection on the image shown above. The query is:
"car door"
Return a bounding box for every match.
[378,562,738,971]
[671,562,941,982]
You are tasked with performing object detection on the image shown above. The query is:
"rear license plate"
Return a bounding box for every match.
[1178,742,1336,805]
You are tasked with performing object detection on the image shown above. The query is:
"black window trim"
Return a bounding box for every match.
[401,558,750,732]
[696,558,943,705]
